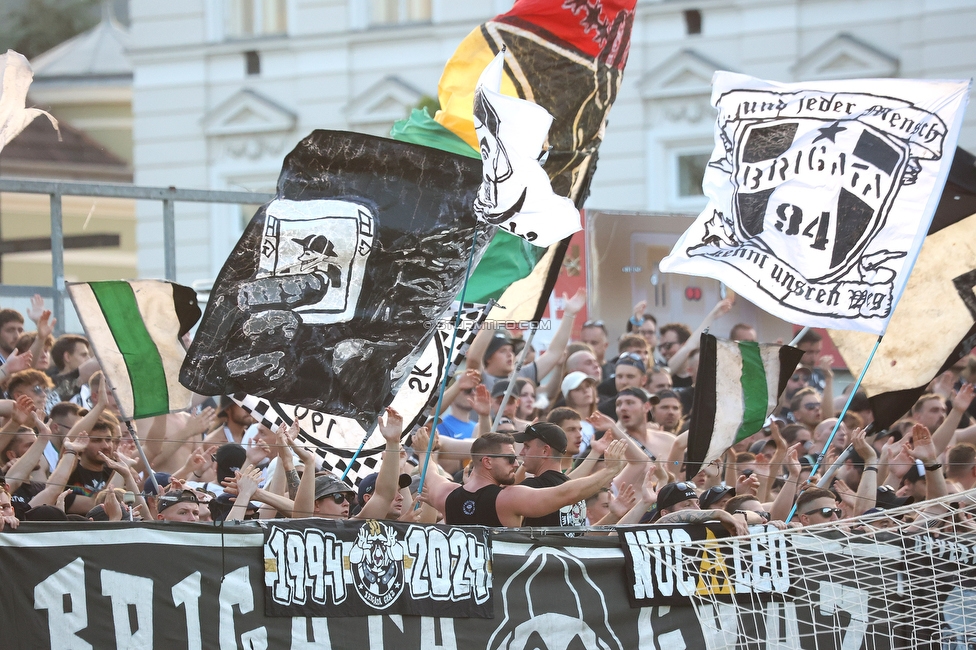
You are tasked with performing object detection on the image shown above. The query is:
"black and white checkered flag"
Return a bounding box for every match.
[232,302,488,485]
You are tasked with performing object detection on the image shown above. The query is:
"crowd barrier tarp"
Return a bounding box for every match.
[1,520,974,649]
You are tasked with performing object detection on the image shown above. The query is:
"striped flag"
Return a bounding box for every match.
[68,281,202,420]
[685,333,804,479]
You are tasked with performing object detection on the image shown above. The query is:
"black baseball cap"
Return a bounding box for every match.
[484,333,525,364]
[513,422,567,454]
[699,485,735,509]
[656,481,700,512]
[491,379,513,399]
[357,472,412,506]
[157,489,200,513]
[215,444,246,484]
[616,387,659,404]
[615,356,646,373]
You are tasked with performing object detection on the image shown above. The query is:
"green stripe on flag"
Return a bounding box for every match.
[89,281,168,418]
[735,341,768,442]
[390,108,544,303]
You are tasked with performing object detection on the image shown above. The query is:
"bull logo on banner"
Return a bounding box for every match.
[660,72,969,334]
[349,520,405,610]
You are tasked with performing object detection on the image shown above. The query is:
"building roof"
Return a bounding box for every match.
[29,5,131,84]
[0,118,131,182]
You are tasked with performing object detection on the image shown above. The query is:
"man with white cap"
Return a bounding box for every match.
[561,371,599,448]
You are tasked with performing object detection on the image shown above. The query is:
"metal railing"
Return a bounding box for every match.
[0,178,274,334]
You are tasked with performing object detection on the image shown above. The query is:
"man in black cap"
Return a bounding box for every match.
[419,427,629,527]
[516,423,586,530]
[651,481,747,535]
[156,490,201,523]
[357,471,412,519]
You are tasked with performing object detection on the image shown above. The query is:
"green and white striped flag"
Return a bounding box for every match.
[686,333,804,479]
[68,281,202,420]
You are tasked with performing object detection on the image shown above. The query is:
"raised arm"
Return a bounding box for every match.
[500,440,628,519]
[411,426,457,516]
[533,288,586,379]
[850,428,878,516]
[669,297,733,375]
[67,379,108,439]
[768,443,803,521]
[908,423,948,503]
[440,369,481,412]
[356,408,404,520]
[933,382,973,456]
[152,408,218,467]
[465,326,493,374]
[227,466,262,522]
[28,310,55,370]
[289,427,318,518]
[0,350,33,387]
[4,412,51,492]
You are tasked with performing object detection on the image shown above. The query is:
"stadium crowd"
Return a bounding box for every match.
[1,291,975,537]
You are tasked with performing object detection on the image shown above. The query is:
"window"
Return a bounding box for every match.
[684,9,702,36]
[225,0,287,38]
[676,152,710,198]
[245,51,260,75]
[369,0,431,26]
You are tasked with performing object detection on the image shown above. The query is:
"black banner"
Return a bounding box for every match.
[263,519,492,618]
[180,130,492,426]
[1,521,974,648]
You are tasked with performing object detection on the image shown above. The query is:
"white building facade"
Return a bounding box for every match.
[127,0,976,289]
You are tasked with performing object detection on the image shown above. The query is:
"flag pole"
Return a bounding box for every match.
[416,226,482,501]
[491,324,538,431]
[339,423,376,482]
[785,333,883,522]
[124,420,160,494]
[789,326,810,347]
[101,374,161,495]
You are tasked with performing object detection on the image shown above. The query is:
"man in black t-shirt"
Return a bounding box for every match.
[426,430,627,528]
[65,412,119,515]
[515,423,586,531]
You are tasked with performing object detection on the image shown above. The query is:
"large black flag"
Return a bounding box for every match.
[180,131,490,425]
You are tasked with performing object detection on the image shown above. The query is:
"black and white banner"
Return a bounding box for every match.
[264,519,492,618]
[2,521,974,649]
[472,50,581,247]
[661,72,970,334]
[233,302,488,485]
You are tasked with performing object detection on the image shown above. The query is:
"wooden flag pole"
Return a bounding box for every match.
[785,333,884,522]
